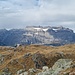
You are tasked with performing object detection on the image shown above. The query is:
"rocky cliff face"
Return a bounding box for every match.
[0,26,75,46]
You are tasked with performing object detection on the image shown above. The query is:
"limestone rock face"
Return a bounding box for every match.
[0,26,75,46]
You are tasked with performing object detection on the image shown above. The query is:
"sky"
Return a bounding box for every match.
[0,0,75,31]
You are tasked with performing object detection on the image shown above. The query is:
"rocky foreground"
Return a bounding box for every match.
[0,44,75,75]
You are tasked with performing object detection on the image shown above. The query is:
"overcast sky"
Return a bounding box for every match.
[0,0,75,31]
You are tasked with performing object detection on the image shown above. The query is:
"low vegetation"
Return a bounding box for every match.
[0,44,75,75]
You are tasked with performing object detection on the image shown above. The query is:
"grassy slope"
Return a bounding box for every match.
[0,44,75,74]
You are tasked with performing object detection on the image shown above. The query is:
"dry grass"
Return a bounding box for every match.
[0,44,75,74]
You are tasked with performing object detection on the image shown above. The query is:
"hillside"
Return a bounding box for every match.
[0,26,75,46]
[0,44,75,75]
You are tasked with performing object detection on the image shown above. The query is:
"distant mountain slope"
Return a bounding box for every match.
[0,26,75,46]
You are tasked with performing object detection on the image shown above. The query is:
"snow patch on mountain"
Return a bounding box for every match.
[53,29,59,31]
[33,27,49,32]
[43,28,49,32]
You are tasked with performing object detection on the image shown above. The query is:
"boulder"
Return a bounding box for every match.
[52,59,72,70]
[42,66,49,72]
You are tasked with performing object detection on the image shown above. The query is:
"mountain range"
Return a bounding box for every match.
[0,26,75,46]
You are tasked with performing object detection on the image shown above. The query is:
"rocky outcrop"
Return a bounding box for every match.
[32,52,47,69]
[16,59,74,75]
[36,59,73,75]
[52,59,72,70]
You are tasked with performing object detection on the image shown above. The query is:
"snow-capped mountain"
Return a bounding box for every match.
[0,26,75,46]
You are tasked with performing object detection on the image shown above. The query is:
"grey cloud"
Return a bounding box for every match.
[0,0,8,1]
[0,0,75,31]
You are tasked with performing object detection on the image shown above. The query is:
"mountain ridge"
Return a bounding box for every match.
[0,26,75,46]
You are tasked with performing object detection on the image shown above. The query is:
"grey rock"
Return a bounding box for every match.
[0,54,4,65]
[32,52,47,69]
[19,71,28,75]
[29,68,36,73]
[52,59,72,70]
[17,69,26,75]
[36,59,73,75]
[3,68,9,73]
[42,66,49,72]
